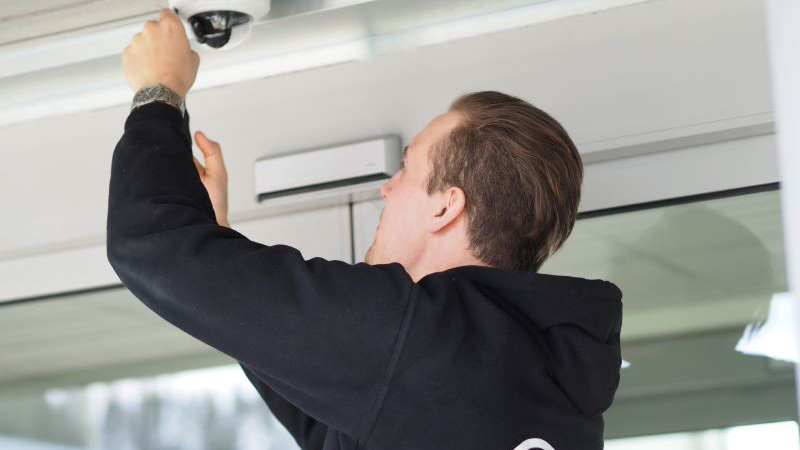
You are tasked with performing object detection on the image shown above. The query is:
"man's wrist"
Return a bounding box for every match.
[131,83,186,116]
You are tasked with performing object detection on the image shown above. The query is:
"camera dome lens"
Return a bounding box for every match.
[188,11,251,49]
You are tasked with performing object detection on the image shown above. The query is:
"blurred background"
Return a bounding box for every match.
[0,0,797,448]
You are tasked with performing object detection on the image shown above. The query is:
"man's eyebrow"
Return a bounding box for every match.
[402,145,408,161]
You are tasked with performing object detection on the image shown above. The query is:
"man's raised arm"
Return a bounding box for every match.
[107,9,418,446]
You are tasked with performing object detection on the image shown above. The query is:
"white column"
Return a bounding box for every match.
[765,0,800,414]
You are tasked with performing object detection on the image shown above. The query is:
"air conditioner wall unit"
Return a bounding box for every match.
[254,135,401,202]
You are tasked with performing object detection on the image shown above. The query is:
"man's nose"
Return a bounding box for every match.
[380,176,393,199]
[380,179,389,199]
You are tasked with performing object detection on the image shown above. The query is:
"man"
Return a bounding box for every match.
[108,9,623,450]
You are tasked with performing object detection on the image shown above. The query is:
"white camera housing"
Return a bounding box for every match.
[168,0,271,50]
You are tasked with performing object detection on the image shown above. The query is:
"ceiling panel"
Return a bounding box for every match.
[0,0,161,46]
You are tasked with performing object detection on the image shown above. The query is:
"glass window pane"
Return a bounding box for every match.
[605,420,799,450]
[0,364,301,450]
[540,186,796,439]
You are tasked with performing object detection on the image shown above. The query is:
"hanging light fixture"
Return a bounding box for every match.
[736,291,799,363]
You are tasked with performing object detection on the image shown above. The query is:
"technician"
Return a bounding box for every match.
[108,9,623,450]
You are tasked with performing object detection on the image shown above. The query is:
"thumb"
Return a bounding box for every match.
[195,130,225,169]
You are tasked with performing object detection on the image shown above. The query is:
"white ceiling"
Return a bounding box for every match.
[0,0,161,46]
[0,0,612,122]
[0,0,383,46]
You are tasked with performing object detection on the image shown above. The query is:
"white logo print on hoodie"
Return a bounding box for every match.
[512,438,556,450]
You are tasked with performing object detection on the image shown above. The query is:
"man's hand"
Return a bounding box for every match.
[193,131,230,227]
[122,8,199,99]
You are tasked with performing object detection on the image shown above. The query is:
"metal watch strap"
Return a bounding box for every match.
[131,83,185,116]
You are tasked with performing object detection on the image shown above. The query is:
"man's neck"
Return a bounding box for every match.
[407,251,490,283]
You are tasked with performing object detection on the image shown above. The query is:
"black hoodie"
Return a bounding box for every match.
[107,102,623,450]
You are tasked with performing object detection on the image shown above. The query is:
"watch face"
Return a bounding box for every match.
[132,84,183,114]
[135,84,162,102]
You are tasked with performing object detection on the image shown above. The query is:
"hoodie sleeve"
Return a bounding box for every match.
[106,101,417,443]
[239,361,327,450]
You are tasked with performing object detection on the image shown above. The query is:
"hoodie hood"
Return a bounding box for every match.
[450,265,624,417]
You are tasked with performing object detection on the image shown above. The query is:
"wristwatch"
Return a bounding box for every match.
[131,83,186,116]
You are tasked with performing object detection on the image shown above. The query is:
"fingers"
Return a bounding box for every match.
[155,8,184,36]
[195,130,221,157]
[194,130,227,172]
[147,8,177,30]
[159,8,179,23]
[141,11,177,35]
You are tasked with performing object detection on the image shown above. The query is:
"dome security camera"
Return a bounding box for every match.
[168,0,271,50]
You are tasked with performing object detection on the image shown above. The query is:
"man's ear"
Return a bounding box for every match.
[428,186,466,233]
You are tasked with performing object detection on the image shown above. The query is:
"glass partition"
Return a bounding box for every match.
[540,184,796,440]
[606,421,798,450]
[0,362,299,450]
[0,185,793,449]
[0,285,301,449]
